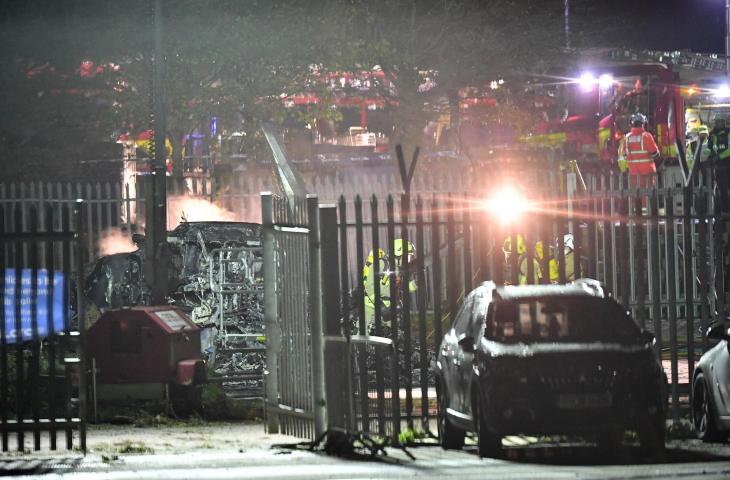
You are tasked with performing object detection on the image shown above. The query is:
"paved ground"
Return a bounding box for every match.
[1,422,730,479]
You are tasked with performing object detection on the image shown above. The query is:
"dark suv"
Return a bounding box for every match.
[435,279,667,458]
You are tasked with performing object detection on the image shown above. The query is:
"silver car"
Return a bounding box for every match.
[693,324,730,441]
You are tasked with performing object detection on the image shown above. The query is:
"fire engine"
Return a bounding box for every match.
[525,63,684,171]
[526,54,729,176]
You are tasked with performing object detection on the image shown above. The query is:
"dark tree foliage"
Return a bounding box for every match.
[0,0,658,178]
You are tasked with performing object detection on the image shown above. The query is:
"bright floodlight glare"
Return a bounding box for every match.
[484,187,529,223]
[715,84,730,99]
[579,72,596,92]
[598,73,614,90]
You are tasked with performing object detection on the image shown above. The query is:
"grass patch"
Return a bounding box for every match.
[113,440,154,454]
[200,384,263,420]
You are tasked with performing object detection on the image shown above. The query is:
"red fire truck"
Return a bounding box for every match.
[526,63,686,171]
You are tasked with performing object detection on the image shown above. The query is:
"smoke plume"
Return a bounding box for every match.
[98,228,138,255]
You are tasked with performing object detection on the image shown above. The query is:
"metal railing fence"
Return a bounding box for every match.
[321,172,724,439]
[0,201,87,453]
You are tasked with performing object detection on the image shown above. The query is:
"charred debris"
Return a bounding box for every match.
[84,221,265,400]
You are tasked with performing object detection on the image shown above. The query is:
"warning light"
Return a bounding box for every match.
[484,186,529,224]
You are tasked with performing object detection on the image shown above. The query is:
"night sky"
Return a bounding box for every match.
[585,0,726,53]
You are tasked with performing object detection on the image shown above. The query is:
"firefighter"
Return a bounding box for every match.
[362,239,416,333]
[621,113,660,189]
[709,116,730,212]
[518,240,546,285]
[363,247,388,331]
[549,234,576,283]
[686,124,711,173]
[502,235,526,284]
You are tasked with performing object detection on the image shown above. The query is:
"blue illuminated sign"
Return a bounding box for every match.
[2,269,66,343]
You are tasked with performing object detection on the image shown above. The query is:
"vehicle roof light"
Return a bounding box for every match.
[598,74,614,90]
[714,84,730,99]
[579,72,596,92]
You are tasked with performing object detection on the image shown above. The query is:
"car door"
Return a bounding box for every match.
[713,341,730,418]
[457,291,488,420]
[441,292,475,417]
[451,290,485,416]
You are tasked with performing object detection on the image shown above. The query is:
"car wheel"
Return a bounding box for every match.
[473,395,501,459]
[693,373,724,442]
[638,415,665,461]
[437,385,465,450]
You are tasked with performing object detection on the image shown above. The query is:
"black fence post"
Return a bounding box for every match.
[29,205,41,451]
[618,195,631,309]
[45,204,57,450]
[430,196,443,351]
[61,201,73,450]
[683,186,695,384]
[665,193,680,422]
[0,203,7,452]
[354,196,368,433]
[446,196,457,319]
[338,196,349,325]
[649,187,662,360]
[415,196,429,429]
[400,193,413,430]
[370,195,386,436]
[586,194,598,280]
[635,189,647,329]
[538,191,550,285]
[696,191,710,354]
[386,195,400,442]
[354,196,366,337]
[462,195,473,292]
[603,176,615,296]
[320,204,347,434]
[74,200,87,453]
[13,204,24,451]
[477,196,491,283]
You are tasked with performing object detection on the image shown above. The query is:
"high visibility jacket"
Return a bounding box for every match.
[687,137,712,171]
[616,136,628,173]
[517,253,574,285]
[363,255,390,310]
[363,248,416,330]
[622,127,659,175]
[709,127,730,161]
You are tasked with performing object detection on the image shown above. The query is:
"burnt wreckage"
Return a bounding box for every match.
[85,221,264,398]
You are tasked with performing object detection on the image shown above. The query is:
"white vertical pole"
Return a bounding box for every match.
[262,192,279,433]
[307,195,327,438]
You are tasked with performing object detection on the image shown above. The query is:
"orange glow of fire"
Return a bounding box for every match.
[167,195,240,229]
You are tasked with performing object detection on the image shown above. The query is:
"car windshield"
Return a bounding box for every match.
[487,296,640,344]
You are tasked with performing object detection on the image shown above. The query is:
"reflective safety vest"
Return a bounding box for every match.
[687,138,712,171]
[518,254,574,285]
[622,127,659,175]
[363,254,390,310]
[710,127,730,161]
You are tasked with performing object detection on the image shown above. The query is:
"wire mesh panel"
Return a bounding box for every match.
[0,201,87,453]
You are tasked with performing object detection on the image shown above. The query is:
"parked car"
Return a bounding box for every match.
[435,279,668,458]
[692,323,730,442]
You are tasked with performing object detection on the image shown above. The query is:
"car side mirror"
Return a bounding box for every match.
[640,330,655,345]
[707,324,730,341]
[457,335,475,353]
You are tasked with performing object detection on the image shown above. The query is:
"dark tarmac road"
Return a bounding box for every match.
[3,436,730,480]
